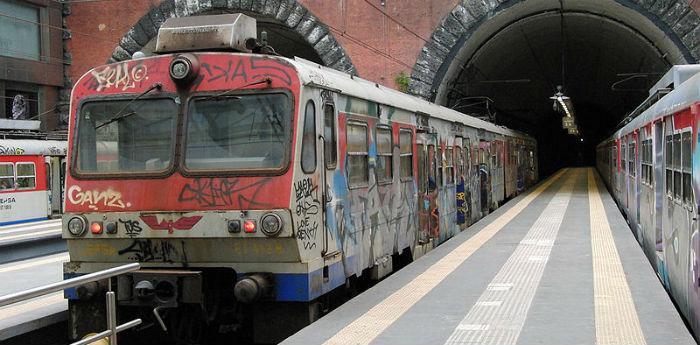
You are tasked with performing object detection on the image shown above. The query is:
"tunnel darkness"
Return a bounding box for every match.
[421,1,699,177]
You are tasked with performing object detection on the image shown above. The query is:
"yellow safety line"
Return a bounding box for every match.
[322,169,569,345]
[588,168,647,345]
[0,253,69,274]
[0,293,65,320]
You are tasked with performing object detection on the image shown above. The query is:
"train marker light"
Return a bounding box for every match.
[67,216,87,236]
[228,220,241,233]
[105,221,117,234]
[243,220,256,233]
[169,54,199,85]
[261,213,282,237]
[90,222,103,234]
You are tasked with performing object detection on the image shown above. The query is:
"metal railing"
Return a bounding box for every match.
[0,263,142,345]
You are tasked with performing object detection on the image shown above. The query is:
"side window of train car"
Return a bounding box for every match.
[666,134,673,196]
[399,130,413,181]
[301,100,316,173]
[324,104,337,169]
[446,146,454,185]
[347,122,369,187]
[629,141,635,177]
[673,133,682,200]
[376,126,393,184]
[682,131,693,205]
[455,146,463,182]
[417,144,426,193]
[0,163,13,190]
[16,162,36,189]
[437,146,444,187]
[621,144,627,173]
[463,138,471,176]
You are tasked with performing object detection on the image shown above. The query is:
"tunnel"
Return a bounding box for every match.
[411,0,699,177]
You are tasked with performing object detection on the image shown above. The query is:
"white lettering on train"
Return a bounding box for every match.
[67,185,132,210]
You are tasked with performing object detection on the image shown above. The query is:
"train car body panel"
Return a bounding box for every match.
[597,67,700,336]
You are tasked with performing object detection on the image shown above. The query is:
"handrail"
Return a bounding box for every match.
[0,263,139,307]
[0,262,142,345]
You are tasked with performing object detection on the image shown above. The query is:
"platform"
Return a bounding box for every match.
[282,168,696,345]
[0,240,68,341]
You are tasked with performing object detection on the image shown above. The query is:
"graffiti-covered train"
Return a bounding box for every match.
[63,14,538,344]
[596,65,700,336]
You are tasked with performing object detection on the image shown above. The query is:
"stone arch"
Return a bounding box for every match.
[109,0,357,75]
[409,0,700,101]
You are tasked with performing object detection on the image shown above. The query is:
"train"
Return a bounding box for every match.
[0,139,66,225]
[596,65,700,336]
[62,14,538,344]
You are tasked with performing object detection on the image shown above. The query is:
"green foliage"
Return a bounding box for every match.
[394,71,410,93]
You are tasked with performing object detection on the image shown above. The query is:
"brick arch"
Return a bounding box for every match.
[409,0,700,100]
[109,0,357,75]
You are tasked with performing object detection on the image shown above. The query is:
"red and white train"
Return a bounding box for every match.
[62,14,538,344]
[0,139,66,225]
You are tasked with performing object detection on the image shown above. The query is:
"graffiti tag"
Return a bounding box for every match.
[118,239,178,262]
[0,146,24,155]
[178,177,273,208]
[67,185,132,210]
[294,177,320,250]
[89,62,148,92]
[118,219,142,238]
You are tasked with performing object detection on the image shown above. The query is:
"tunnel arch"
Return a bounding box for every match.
[409,0,699,101]
[108,0,357,75]
[409,0,699,174]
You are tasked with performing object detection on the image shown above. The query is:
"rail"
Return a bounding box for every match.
[0,263,142,345]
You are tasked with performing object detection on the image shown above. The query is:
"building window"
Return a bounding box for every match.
[0,1,41,61]
[376,126,392,183]
[347,122,368,187]
[3,88,38,120]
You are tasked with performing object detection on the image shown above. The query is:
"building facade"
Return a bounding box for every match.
[0,0,65,133]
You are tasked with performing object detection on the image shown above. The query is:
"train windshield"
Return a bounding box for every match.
[75,99,178,174]
[184,93,291,172]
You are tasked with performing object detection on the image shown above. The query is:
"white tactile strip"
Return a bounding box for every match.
[442,170,578,345]
[588,169,647,345]
[321,169,569,345]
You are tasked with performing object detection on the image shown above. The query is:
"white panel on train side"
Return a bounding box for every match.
[0,190,49,225]
[0,140,67,156]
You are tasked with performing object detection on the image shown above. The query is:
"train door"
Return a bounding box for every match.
[654,121,664,265]
[629,134,638,230]
[455,138,467,229]
[479,140,491,214]
[416,133,437,243]
[46,156,64,215]
[321,95,340,258]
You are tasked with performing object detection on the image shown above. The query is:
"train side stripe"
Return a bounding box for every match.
[588,168,647,345]
[321,169,568,345]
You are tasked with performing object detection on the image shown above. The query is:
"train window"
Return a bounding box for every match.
[665,135,673,196]
[0,163,13,190]
[621,144,626,173]
[682,132,693,204]
[376,126,393,183]
[301,100,317,174]
[464,140,471,176]
[184,94,291,173]
[323,104,337,169]
[428,145,436,191]
[455,146,463,181]
[77,99,178,175]
[347,122,369,187]
[673,134,681,169]
[16,162,35,189]
[438,147,444,187]
[446,147,454,185]
[417,144,426,193]
[399,130,413,180]
[629,142,635,177]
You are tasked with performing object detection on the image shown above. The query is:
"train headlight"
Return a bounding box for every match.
[67,216,87,237]
[260,213,282,237]
[169,54,199,85]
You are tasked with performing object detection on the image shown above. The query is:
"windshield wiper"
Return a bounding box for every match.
[95,83,162,130]
[202,77,272,101]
